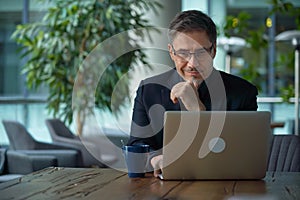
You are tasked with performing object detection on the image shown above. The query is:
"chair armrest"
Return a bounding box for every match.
[6,150,57,174]
[51,136,95,148]
[49,137,110,167]
[35,141,81,151]
[16,149,82,167]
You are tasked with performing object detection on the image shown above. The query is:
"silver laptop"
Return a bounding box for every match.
[160,111,271,180]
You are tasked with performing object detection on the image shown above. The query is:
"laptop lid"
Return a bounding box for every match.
[160,111,271,180]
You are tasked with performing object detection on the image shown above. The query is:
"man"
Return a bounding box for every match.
[127,10,258,177]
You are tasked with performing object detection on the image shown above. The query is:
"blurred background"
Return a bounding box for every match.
[0,0,300,146]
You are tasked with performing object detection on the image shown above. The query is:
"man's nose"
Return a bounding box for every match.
[187,54,199,67]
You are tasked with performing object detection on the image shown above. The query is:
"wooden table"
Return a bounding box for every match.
[0,167,299,200]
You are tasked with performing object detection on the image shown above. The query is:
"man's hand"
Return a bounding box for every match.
[170,80,206,111]
[150,155,163,177]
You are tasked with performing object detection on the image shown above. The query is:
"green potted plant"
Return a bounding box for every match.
[11,0,161,135]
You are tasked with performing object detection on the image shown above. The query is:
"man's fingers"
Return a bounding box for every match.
[171,81,194,104]
[153,169,162,177]
[188,79,199,89]
[151,155,163,177]
[170,91,178,103]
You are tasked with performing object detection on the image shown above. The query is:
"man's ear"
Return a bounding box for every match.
[211,43,217,59]
[168,44,175,61]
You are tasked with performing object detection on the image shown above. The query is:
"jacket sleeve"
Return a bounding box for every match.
[127,81,163,150]
[242,84,258,111]
[127,81,164,171]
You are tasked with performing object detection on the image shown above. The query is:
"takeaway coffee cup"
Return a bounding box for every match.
[122,144,150,178]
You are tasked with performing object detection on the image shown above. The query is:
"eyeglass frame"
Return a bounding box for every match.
[171,44,214,61]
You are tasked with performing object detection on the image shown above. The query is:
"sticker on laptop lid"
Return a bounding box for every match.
[208,137,226,153]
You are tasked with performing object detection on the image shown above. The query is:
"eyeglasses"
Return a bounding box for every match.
[171,44,213,61]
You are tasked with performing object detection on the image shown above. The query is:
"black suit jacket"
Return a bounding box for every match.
[127,68,258,151]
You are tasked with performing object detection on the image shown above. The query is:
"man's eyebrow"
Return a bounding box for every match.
[176,48,189,51]
[195,48,208,52]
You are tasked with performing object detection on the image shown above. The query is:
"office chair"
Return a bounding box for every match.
[45,119,79,141]
[0,148,23,182]
[45,118,118,167]
[267,135,300,172]
[2,120,83,167]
